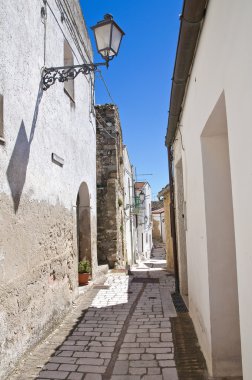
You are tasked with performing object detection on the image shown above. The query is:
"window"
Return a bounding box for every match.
[0,95,4,144]
[64,40,74,102]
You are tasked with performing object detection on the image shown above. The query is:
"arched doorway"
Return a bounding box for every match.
[76,182,91,264]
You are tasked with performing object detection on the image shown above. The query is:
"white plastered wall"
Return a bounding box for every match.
[171,0,252,377]
[136,183,152,259]
[123,147,135,265]
[0,1,97,377]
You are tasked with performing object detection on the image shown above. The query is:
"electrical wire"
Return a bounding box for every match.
[63,0,97,119]
[47,0,95,116]
[62,0,93,63]
[58,0,99,110]
[56,0,86,63]
[96,70,115,104]
[95,107,119,134]
[55,0,117,110]
[46,0,79,62]
[96,118,116,140]
[49,0,117,124]
[96,115,115,137]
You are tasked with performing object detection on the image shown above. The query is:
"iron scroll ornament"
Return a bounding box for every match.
[42,62,107,91]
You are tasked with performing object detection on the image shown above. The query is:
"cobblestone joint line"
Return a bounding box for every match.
[102,283,146,380]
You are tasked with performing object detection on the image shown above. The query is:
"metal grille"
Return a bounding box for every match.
[171,292,188,313]
[171,314,208,380]
[132,277,159,283]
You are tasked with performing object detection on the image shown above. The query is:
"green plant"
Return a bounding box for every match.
[78,259,91,274]
[118,198,123,207]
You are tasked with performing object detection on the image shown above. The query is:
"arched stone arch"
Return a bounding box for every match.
[76,182,91,264]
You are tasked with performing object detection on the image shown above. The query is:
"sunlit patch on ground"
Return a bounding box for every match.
[91,275,130,308]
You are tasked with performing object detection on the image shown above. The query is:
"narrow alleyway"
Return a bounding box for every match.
[8,247,207,380]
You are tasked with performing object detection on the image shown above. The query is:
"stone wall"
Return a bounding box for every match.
[96,104,125,268]
[152,201,164,242]
[152,216,162,241]
[0,194,77,377]
[0,1,97,378]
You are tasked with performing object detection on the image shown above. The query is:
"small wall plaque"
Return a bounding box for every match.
[52,153,64,167]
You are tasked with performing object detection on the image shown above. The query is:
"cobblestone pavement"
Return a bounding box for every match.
[8,248,179,380]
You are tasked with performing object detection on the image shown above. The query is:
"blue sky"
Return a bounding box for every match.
[81,0,183,199]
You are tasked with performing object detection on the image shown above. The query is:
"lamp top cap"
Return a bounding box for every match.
[104,14,113,20]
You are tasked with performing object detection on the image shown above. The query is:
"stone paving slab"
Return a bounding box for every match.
[7,259,178,380]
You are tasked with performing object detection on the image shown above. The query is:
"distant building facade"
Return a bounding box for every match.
[151,200,165,243]
[123,146,136,266]
[134,182,152,260]
[0,1,97,377]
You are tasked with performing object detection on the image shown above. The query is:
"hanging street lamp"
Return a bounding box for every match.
[91,14,125,64]
[42,14,125,91]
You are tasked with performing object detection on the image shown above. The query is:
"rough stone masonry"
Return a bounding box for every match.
[96,104,125,269]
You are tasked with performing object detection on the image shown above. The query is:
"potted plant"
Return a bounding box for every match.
[78,259,91,285]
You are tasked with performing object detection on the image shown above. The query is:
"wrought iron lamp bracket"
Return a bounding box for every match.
[42,62,107,91]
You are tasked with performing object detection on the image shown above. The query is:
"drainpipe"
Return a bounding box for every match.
[168,145,180,293]
[165,0,208,147]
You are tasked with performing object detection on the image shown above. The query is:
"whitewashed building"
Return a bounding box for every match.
[134,182,152,260]
[0,1,98,377]
[166,0,252,378]
[123,146,136,265]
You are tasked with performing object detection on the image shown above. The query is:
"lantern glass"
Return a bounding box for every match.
[93,23,112,59]
[92,15,124,62]
[111,24,123,55]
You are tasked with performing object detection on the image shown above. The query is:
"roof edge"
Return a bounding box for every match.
[165,0,208,147]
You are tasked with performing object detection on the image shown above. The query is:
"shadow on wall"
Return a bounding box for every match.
[6,82,43,213]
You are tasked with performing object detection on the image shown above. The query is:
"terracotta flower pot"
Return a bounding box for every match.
[78,272,90,285]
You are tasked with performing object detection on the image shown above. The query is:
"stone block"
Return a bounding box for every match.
[84,375,102,380]
[129,367,146,375]
[159,360,176,367]
[129,360,158,368]
[77,365,106,373]
[38,371,68,379]
[162,367,178,380]
[58,364,78,372]
[113,360,129,375]
[76,358,104,365]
